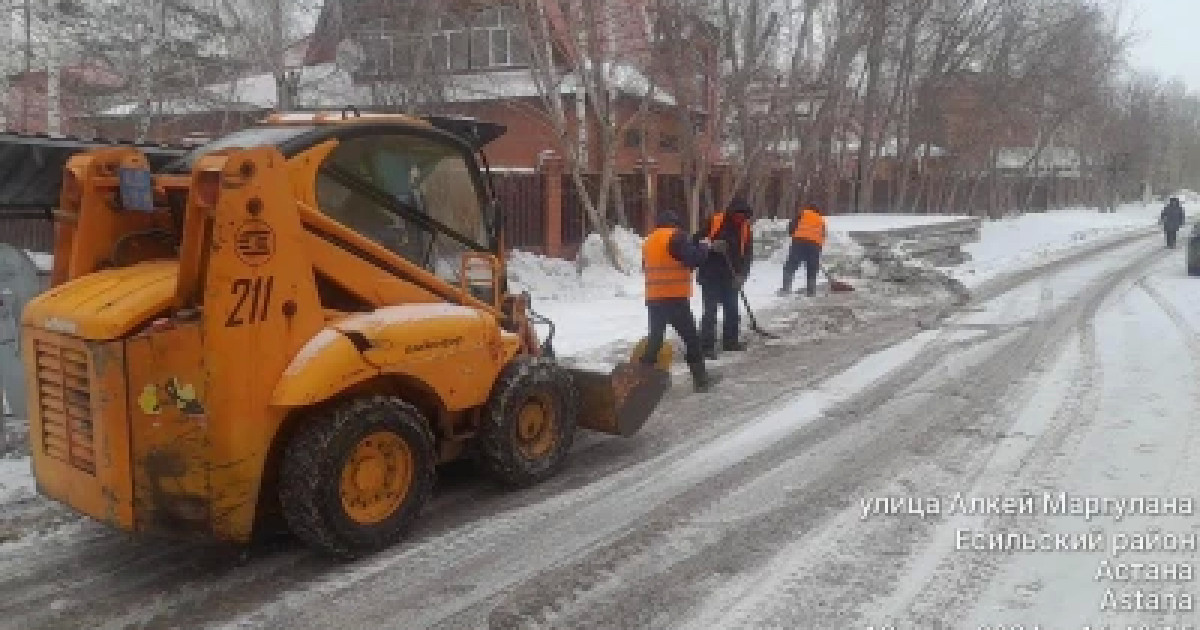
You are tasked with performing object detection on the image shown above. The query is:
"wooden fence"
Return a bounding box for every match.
[1,171,1107,261]
[0,215,54,252]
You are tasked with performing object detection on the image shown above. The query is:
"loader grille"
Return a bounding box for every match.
[34,338,95,474]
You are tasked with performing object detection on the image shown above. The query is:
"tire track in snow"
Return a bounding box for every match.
[1132,275,1200,501]
[672,243,1158,629]
[0,236,1160,630]
[433,245,1162,629]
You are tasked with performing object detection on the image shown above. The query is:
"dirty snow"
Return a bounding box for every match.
[509,206,1161,359]
[0,456,34,504]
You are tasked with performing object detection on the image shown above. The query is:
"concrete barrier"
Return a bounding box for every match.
[754,217,982,269]
[846,218,982,267]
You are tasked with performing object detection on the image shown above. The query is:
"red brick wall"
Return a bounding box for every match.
[442,96,688,174]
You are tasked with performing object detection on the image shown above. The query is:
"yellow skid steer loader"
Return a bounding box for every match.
[12,112,669,557]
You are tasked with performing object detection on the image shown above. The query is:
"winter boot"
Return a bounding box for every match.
[722,339,748,352]
[687,360,721,393]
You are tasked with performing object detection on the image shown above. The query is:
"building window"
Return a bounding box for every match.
[659,134,680,152]
[352,5,531,78]
[430,15,471,71]
[433,5,531,71]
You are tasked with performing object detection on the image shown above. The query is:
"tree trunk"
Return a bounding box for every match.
[855,0,887,214]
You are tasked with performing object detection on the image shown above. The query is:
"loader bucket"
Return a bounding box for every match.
[570,339,672,437]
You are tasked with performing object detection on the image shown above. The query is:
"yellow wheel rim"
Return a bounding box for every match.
[516,393,557,459]
[340,431,413,526]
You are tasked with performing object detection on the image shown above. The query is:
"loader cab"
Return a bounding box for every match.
[164,114,502,287]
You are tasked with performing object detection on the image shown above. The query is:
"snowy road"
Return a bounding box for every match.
[1,231,1196,629]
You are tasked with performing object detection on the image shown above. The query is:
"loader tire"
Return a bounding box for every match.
[478,357,578,488]
[279,396,435,558]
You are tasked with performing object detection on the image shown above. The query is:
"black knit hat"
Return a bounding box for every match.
[657,210,683,227]
[728,196,752,216]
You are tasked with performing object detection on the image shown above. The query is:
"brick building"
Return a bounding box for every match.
[303,0,721,175]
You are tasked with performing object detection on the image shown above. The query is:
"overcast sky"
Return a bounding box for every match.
[1124,0,1200,90]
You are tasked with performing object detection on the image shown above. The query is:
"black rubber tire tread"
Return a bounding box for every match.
[478,356,579,488]
[279,396,435,558]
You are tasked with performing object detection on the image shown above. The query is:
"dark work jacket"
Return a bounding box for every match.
[666,228,709,269]
[1163,203,1185,231]
[695,213,754,286]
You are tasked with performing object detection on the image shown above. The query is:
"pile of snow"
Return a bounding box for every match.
[754,217,866,266]
[506,226,646,301]
[950,206,1158,288]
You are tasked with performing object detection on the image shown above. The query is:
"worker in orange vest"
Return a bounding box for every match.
[641,210,720,392]
[779,204,827,297]
[695,196,754,358]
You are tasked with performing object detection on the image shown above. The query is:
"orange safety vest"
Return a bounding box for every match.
[643,227,693,300]
[792,209,826,246]
[707,212,751,258]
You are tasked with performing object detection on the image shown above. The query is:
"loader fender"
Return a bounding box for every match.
[273,304,517,411]
[272,328,380,408]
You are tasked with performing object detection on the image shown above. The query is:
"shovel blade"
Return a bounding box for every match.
[830,280,855,292]
[571,362,671,437]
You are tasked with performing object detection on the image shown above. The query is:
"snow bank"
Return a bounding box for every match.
[506,226,645,301]
[754,217,866,266]
[951,205,1158,287]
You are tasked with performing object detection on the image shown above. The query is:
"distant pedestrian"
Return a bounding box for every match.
[641,211,720,392]
[1161,197,1185,248]
[779,204,827,296]
[695,196,754,358]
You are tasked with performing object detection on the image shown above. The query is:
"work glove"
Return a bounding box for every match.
[709,240,729,255]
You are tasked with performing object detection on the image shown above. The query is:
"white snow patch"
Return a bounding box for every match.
[22,250,52,272]
[346,303,480,330]
[284,328,344,376]
[951,205,1159,288]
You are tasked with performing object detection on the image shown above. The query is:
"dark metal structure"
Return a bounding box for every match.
[0,132,188,215]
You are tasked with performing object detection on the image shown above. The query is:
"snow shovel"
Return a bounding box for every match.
[822,266,855,293]
[718,251,781,339]
[571,338,672,437]
[737,288,780,339]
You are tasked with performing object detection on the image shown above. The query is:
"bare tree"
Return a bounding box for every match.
[518,0,663,270]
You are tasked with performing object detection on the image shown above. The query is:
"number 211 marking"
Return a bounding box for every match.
[226,276,274,327]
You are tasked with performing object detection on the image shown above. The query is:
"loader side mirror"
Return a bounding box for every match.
[461,252,501,311]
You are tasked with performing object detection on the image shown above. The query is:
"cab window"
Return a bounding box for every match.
[315,133,488,282]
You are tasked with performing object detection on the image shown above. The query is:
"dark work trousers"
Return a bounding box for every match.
[699,280,740,348]
[1166,226,1180,248]
[642,298,704,365]
[783,240,823,294]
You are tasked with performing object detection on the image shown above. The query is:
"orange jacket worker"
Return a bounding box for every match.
[642,211,720,392]
[780,204,826,297]
[695,196,754,357]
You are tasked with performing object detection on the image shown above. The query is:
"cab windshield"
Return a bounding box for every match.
[315,132,491,281]
[161,126,317,174]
